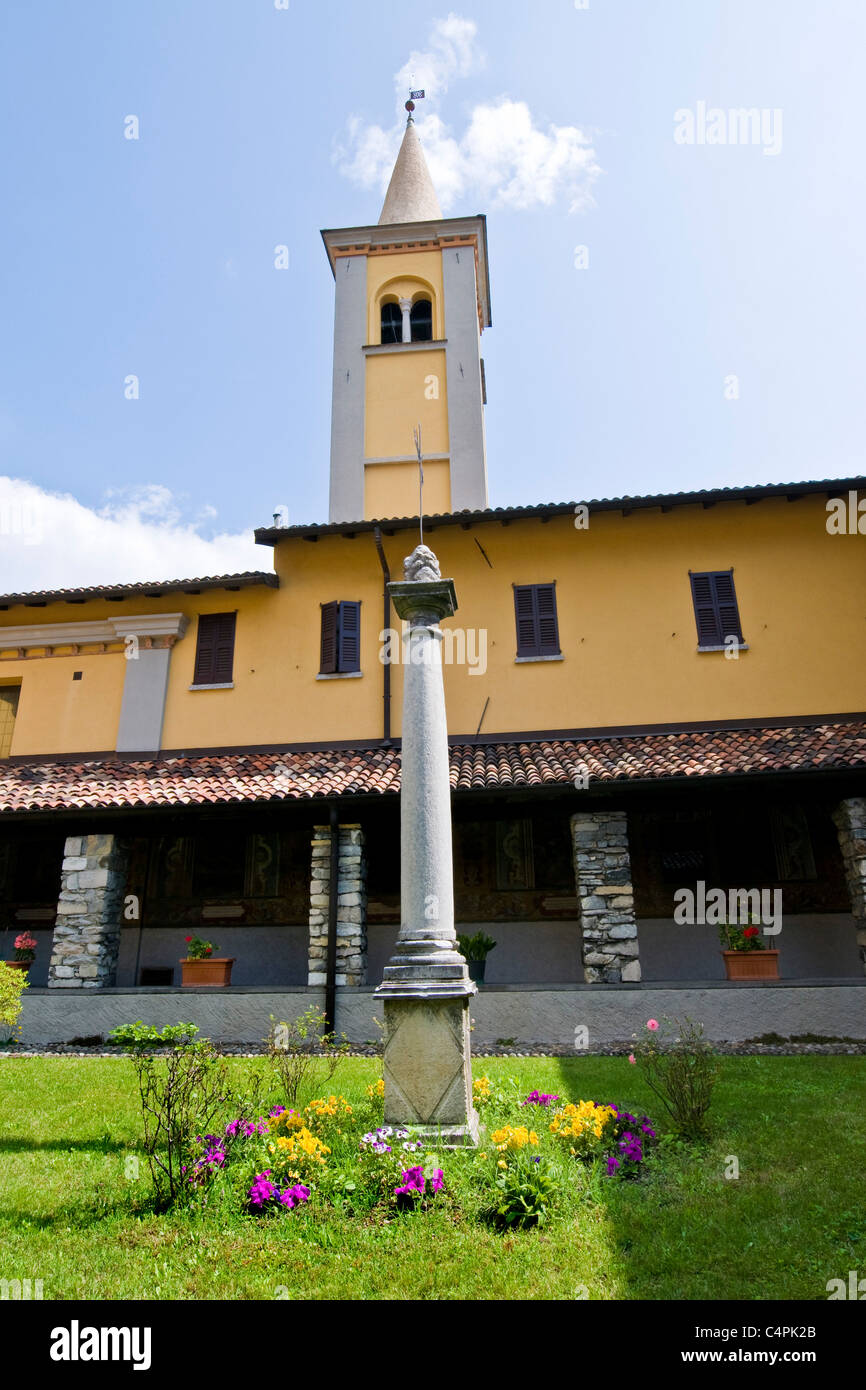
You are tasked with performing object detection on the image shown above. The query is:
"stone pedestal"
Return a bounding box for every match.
[570,810,640,983]
[376,544,478,1146]
[48,834,129,988]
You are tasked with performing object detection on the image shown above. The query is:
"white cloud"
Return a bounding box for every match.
[336,14,600,215]
[0,476,265,592]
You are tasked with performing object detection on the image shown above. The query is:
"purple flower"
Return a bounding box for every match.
[279,1184,311,1209]
[522,1090,560,1107]
[605,1155,620,1176]
[428,1169,444,1193]
[269,1105,286,1118]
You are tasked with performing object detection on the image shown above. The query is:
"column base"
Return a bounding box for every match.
[382,994,478,1147]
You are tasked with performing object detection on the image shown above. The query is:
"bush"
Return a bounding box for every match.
[265,1006,349,1108]
[632,1015,719,1140]
[489,1152,559,1229]
[0,961,27,1043]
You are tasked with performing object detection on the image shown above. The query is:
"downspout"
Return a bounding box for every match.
[324,801,339,1036]
[373,527,392,745]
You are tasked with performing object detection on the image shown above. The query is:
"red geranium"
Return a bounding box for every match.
[744,926,759,938]
[185,936,192,942]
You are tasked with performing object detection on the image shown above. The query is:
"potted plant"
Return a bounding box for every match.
[719,918,779,980]
[4,932,37,974]
[180,936,235,987]
[457,931,497,985]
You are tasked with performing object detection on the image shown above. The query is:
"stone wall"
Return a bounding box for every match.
[832,798,866,974]
[47,834,129,988]
[570,811,640,983]
[308,824,367,987]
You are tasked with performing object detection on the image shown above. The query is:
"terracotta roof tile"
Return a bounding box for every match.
[0,720,864,814]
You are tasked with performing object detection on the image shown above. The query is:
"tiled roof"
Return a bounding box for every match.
[1,720,864,814]
[0,573,278,610]
[255,476,866,544]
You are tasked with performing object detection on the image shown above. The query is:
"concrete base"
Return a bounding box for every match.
[383,996,477,1145]
[17,981,866,1048]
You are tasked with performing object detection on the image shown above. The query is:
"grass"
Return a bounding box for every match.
[0,1055,863,1300]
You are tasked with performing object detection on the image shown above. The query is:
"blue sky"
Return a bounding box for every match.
[1,0,863,587]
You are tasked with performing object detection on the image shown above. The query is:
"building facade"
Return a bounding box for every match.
[2,115,865,1043]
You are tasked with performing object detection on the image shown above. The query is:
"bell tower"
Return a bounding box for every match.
[322,104,492,522]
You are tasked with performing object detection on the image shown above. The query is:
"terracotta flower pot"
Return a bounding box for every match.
[180,957,235,987]
[3,961,30,973]
[722,950,779,981]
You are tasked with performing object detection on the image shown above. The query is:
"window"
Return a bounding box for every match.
[410,298,432,342]
[0,685,20,757]
[689,570,744,649]
[192,612,236,687]
[380,301,402,344]
[319,600,361,674]
[513,584,561,659]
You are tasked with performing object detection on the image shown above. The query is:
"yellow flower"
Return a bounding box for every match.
[497,1160,507,1169]
[479,1153,487,1161]
[366,1078,386,1099]
[490,1125,539,1152]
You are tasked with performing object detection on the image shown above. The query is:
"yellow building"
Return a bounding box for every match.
[2,113,865,1044]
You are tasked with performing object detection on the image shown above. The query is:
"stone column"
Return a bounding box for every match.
[48,834,129,988]
[376,544,478,1146]
[832,798,866,974]
[398,296,412,344]
[570,811,640,983]
[307,823,367,986]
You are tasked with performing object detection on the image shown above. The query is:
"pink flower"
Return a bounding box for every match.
[647,1019,659,1031]
[628,1053,636,1064]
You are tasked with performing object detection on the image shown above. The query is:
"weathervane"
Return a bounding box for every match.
[405,88,425,122]
[414,422,424,544]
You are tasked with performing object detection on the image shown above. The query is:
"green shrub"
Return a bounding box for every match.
[633,1015,719,1140]
[0,961,27,1042]
[489,1153,559,1229]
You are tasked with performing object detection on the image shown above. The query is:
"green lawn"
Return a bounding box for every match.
[0,1055,863,1300]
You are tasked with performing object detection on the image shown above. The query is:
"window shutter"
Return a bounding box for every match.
[514,584,560,657]
[320,602,338,674]
[338,601,361,672]
[514,585,539,657]
[194,613,236,685]
[690,571,743,647]
[535,584,560,655]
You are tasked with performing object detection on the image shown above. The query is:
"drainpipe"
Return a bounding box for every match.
[373,527,392,745]
[324,801,339,1036]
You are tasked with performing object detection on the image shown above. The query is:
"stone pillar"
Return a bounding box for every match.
[307,823,367,986]
[376,544,478,1146]
[48,834,129,988]
[398,296,412,344]
[570,810,640,983]
[832,798,866,974]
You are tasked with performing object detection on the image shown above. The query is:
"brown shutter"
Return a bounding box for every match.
[320,601,338,674]
[193,613,236,685]
[338,601,361,672]
[535,584,560,655]
[690,571,743,647]
[514,585,538,656]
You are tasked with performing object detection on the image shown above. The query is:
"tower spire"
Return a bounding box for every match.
[379,100,442,225]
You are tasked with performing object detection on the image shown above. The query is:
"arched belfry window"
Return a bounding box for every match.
[380,301,402,345]
[410,298,433,342]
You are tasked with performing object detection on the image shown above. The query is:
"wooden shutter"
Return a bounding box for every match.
[535,584,560,655]
[689,571,743,647]
[193,613,236,685]
[514,585,539,656]
[338,601,361,672]
[320,601,338,674]
[514,584,560,657]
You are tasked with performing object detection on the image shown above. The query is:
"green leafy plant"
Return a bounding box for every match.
[489,1152,558,1229]
[718,918,768,952]
[108,1021,200,1049]
[183,936,217,959]
[633,1015,719,1140]
[0,961,27,1043]
[457,932,497,962]
[266,1006,350,1108]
